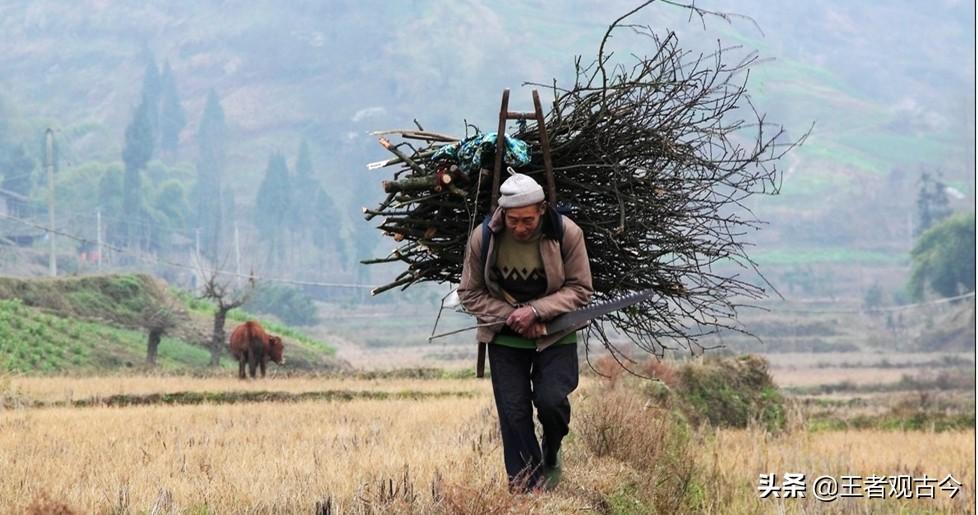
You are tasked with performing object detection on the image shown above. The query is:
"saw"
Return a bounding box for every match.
[545,289,658,335]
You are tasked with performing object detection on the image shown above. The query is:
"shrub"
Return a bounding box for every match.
[677,355,786,432]
[576,383,697,513]
[243,284,319,326]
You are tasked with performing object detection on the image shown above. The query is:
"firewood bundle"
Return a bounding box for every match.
[362,4,804,360]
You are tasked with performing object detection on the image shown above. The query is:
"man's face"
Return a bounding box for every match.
[504,203,545,241]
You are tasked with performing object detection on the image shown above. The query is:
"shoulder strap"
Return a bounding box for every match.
[479,215,492,268]
[550,204,566,242]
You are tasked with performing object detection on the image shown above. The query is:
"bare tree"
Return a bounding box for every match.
[198,267,255,367]
[141,299,188,367]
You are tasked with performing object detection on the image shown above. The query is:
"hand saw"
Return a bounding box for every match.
[545,289,658,335]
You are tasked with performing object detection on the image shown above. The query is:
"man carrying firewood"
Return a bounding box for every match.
[458,172,593,493]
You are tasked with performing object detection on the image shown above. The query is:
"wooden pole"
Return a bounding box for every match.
[490,89,510,212]
[532,90,558,204]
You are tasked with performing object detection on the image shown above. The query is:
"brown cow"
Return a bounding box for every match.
[228,321,285,379]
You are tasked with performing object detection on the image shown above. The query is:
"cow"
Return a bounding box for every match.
[228,320,285,379]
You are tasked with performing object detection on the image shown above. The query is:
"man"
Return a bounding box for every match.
[458,172,593,492]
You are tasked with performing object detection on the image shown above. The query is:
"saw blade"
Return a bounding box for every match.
[545,289,658,336]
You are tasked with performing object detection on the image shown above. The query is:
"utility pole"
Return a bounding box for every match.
[234,221,241,289]
[44,128,56,277]
[96,209,102,271]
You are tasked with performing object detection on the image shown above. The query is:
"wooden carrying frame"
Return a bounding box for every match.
[476,89,557,378]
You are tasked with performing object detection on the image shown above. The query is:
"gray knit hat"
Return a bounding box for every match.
[498,173,545,208]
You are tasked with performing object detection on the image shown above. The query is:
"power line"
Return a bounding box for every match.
[4,211,971,306]
[0,211,376,290]
[771,291,975,315]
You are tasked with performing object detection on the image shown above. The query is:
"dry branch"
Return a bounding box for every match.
[361,3,806,361]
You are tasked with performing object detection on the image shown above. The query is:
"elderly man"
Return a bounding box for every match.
[458,172,593,492]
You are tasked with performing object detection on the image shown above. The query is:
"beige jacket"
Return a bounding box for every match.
[457,207,593,351]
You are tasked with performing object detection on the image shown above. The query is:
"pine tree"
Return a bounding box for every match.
[254,152,292,268]
[195,90,226,262]
[98,164,124,246]
[140,60,161,146]
[122,99,155,246]
[311,185,344,263]
[158,60,186,157]
[291,139,316,236]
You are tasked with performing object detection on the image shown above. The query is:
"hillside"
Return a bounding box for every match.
[0,274,348,373]
[0,1,973,302]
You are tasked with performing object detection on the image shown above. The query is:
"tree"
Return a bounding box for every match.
[243,283,319,326]
[97,164,124,246]
[122,99,155,247]
[140,297,188,367]
[158,60,186,157]
[914,171,952,237]
[254,152,292,268]
[141,60,161,140]
[147,179,190,251]
[311,185,343,261]
[199,268,254,367]
[195,90,226,262]
[908,211,976,301]
[291,140,316,233]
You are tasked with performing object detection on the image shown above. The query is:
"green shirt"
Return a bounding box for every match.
[493,330,577,349]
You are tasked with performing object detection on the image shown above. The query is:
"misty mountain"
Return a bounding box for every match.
[0,0,973,287]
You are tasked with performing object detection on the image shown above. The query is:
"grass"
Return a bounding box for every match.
[0,273,343,374]
[750,247,909,266]
[1,367,973,514]
[0,298,225,373]
[174,289,337,356]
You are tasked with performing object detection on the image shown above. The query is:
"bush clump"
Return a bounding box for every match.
[242,283,319,326]
[675,355,786,432]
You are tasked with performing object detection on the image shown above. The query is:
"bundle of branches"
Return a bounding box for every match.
[363,2,804,362]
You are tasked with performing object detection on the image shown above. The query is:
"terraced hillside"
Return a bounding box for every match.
[0,274,347,373]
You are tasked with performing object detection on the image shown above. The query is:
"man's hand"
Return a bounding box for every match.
[506,305,538,334]
[520,322,548,339]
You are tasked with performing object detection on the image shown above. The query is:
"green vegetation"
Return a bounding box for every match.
[6,388,476,409]
[0,1,970,282]
[674,355,787,432]
[752,247,908,266]
[195,90,226,262]
[0,274,340,374]
[807,412,975,433]
[174,288,336,356]
[909,211,976,300]
[0,273,167,325]
[242,283,319,326]
[0,298,222,373]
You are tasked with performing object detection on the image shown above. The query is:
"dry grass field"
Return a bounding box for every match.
[0,371,974,514]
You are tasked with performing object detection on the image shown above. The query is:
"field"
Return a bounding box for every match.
[1,363,973,514]
[0,277,973,513]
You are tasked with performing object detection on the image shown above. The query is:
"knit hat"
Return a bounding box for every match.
[498,173,545,208]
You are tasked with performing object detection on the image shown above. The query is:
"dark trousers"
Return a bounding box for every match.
[487,342,579,490]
